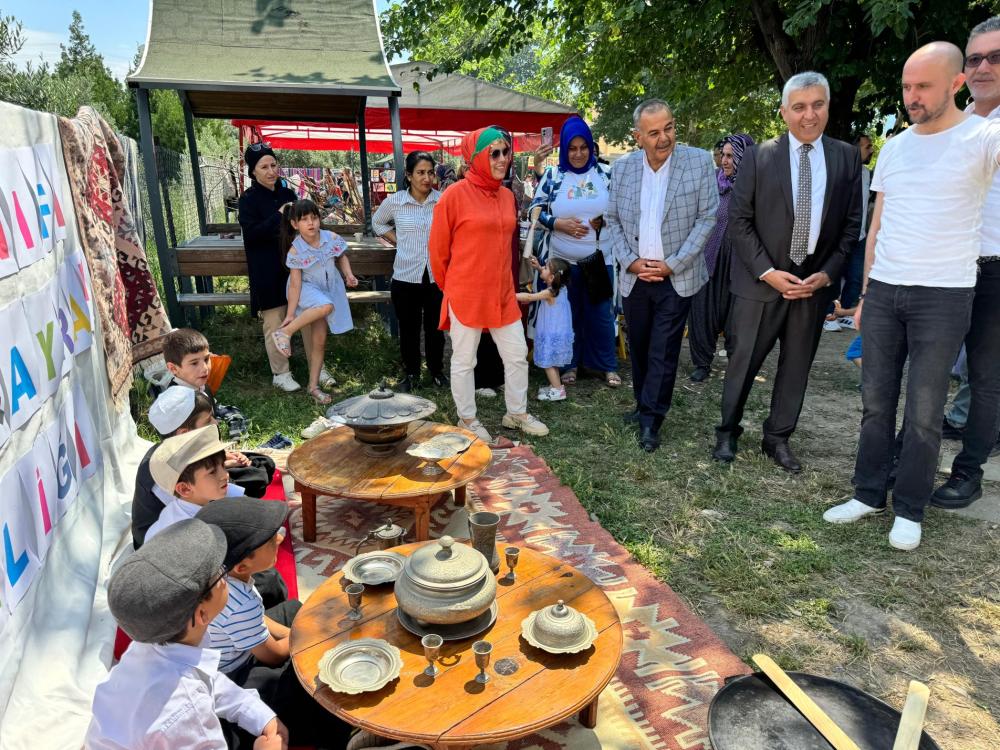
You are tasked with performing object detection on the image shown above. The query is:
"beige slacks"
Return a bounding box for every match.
[448,305,528,420]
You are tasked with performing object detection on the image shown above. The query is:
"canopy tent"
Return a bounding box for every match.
[127,0,402,326]
[233,61,578,155]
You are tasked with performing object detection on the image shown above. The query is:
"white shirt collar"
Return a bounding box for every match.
[965,101,1000,119]
[401,188,440,206]
[788,131,825,156]
[642,150,672,176]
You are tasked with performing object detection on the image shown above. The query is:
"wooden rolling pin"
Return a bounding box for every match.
[751,654,862,750]
[892,680,930,750]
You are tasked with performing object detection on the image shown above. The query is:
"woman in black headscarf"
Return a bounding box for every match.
[238,144,321,391]
[687,133,755,381]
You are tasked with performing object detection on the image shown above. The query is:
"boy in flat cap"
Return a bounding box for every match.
[197,499,352,749]
[85,519,287,750]
[143,424,233,542]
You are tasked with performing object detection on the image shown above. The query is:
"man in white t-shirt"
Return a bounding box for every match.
[933,16,1000,510]
[824,41,1000,550]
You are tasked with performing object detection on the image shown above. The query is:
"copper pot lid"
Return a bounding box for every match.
[402,536,489,592]
[326,381,436,426]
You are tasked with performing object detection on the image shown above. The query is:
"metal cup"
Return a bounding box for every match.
[421,633,443,677]
[468,511,501,573]
[504,546,520,582]
[472,640,493,684]
[346,582,364,620]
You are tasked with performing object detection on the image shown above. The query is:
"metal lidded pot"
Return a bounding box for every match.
[521,599,598,654]
[326,381,436,456]
[394,535,497,626]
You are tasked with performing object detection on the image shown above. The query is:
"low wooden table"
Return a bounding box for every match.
[286,421,493,543]
[290,542,623,750]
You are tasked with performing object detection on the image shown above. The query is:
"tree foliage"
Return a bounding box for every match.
[382,0,1000,147]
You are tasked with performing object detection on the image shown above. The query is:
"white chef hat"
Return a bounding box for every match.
[148,385,197,436]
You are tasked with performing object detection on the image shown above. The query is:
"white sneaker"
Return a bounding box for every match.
[458,417,492,443]
[822,498,885,524]
[823,319,842,332]
[318,368,336,388]
[889,517,921,550]
[475,387,498,398]
[543,386,566,401]
[272,372,301,392]
[501,412,549,436]
[301,416,336,440]
[837,316,857,330]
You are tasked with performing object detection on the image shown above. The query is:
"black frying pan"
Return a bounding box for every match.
[709,671,942,750]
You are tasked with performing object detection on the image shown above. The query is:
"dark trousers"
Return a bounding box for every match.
[718,289,828,444]
[227,453,276,498]
[853,280,973,522]
[390,270,445,377]
[565,263,618,372]
[951,260,1000,481]
[225,600,353,749]
[622,279,690,432]
[826,238,865,315]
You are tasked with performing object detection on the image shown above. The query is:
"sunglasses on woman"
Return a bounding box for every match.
[965,50,1000,68]
[248,141,272,151]
[489,146,511,161]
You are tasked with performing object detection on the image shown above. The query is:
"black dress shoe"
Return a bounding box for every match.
[690,366,710,382]
[762,441,802,473]
[623,408,641,425]
[639,426,660,453]
[712,434,737,462]
[931,474,982,509]
[941,417,965,441]
[395,374,418,393]
[431,372,450,387]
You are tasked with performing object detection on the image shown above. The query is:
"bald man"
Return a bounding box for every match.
[824,42,1000,550]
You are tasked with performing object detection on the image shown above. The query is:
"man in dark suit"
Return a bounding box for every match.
[714,72,862,471]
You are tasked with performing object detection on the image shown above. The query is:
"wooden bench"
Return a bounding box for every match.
[174,234,396,309]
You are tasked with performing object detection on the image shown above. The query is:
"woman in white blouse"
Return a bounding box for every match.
[372,152,445,392]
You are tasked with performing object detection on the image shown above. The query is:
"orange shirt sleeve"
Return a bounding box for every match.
[429,196,452,291]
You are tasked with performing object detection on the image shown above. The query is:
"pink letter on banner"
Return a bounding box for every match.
[71,379,101,481]
[0,147,44,269]
[17,434,60,558]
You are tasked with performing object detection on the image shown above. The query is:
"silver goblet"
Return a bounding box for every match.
[421,634,443,677]
[504,546,520,582]
[345,582,364,621]
[472,640,493,684]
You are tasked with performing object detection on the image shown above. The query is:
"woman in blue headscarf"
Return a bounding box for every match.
[687,132,755,381]
[527,115,619,388]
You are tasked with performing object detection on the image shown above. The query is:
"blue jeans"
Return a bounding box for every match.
[827,237,866,314]
[852,280,974,521]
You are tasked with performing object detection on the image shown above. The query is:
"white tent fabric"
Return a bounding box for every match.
[0,102,142,750]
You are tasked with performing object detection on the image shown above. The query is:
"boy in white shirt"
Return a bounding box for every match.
[85,518,287,749]
[144,424,232,542]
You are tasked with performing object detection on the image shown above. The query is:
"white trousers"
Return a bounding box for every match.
[448,306,528,419]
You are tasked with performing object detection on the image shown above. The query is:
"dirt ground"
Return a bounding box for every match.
[697,329,1000,750]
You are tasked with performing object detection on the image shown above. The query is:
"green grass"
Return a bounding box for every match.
[132,309,1000,746]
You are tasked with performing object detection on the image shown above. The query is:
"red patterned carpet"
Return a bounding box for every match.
[283,440,749,750]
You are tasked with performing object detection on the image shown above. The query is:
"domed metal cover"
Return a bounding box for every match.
[521,599,598,654]
[326,382,436,426]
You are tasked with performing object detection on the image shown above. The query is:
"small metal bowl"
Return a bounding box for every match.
[342,550,407,586]
[317,638,403,694]
[521,600,598,654]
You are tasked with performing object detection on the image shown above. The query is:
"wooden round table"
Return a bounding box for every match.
[290,542,623,750]
[286,420,492,543]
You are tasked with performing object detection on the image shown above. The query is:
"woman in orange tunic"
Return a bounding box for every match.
[429,127,549,441]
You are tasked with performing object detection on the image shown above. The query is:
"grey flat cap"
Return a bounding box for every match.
[108,518,227,643]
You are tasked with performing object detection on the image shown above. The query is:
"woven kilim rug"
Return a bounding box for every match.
[282,440,750,750]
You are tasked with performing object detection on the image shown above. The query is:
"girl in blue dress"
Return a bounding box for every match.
[517,257,573,401]
[273,199,357,404]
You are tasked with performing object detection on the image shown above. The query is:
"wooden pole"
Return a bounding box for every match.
[136,87,182,326]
